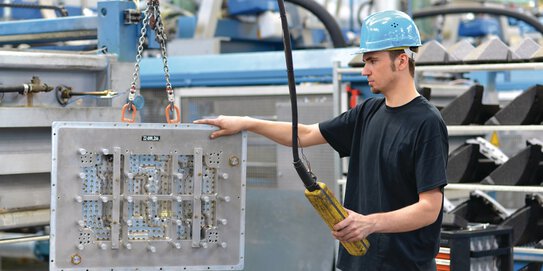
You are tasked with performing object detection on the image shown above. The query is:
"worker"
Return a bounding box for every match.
[194,9,448,271]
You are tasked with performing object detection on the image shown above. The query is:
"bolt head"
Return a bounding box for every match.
[71,253,82,264]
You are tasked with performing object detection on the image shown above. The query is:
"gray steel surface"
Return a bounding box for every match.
[0,173,50,212]
[51,122,247,270]
[0,209,49,230]
[173,91,338,270]
[0,51,133,215]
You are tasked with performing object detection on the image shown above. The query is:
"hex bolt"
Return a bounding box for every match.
[228,156,240,166]
[71,254,82,265]
[126,219,133,227]
[176,219,182,226]
[202,196,210,203]
[99,243,107,250]
[151,196,158,203]
[124,243,132,250]
[78,172,86,179]
[219,218,228,225]
[176,196,182,203]
[77,220,85,227]
[78,148,87,155]
[200,242,208,249]
[147,245,156,253]
[220,196,231,202]
[100,196,108,203]
[101,148,110,155]
[75,196,83,203]
[126,172,134,179]
[220,173,229,180]
[220,242,228,248]
[126,196,133,203]
[176,173,184,179]
[77,244,84,251]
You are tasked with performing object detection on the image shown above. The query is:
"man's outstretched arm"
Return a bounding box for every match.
[194,115,327,147]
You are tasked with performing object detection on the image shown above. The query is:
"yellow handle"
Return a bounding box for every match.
[305,182,370,256]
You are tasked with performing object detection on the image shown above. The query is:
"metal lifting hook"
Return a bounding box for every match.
[121,0,180,123]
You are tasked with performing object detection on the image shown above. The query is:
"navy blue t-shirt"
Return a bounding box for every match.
[319,96,448,271]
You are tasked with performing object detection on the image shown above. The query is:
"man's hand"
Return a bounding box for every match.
[332,209,376,242]
[193,115,249,139]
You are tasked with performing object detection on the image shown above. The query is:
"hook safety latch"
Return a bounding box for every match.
[121,103,137,123]
[165,103,180,124]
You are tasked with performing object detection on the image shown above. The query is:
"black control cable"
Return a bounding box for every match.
[277,0,320,192]
[284,0,347,48]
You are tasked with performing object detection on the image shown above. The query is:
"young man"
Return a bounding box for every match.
[194,10,448,271]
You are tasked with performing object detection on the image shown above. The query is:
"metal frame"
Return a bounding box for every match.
[0,1,137,62]
[0,16,97,44]
[97,1,138,62]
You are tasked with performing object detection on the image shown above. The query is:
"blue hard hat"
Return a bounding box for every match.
[357,10,421,54]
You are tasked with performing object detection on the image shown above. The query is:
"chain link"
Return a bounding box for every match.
[128,0,174,106]
[152,5,174,104]
[128,3,151,102]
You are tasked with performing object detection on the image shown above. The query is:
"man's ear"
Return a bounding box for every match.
[397,54,409,71]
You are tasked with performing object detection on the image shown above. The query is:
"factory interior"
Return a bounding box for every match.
[1,0,543,270]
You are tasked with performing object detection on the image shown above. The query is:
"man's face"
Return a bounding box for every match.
[361,51,398,94]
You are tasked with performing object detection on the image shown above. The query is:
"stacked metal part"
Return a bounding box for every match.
[446,137,507,184]
[442,191,543,270]
[448,137,543,186]
[434,84,543,125]
[446,191,543,248]
[440,190,514,271]
[416,37,543,64]
[445,138,543,270]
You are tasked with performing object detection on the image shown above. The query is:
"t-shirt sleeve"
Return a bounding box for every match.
[414,115,449,193]
[318,103,362,157]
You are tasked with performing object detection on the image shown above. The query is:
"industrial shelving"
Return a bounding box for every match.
[447,183,543,193]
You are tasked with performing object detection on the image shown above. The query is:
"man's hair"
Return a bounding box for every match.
[388,47,418,77]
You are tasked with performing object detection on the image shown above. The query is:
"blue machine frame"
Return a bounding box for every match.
[97,1,139,62]
[0,0,138,62]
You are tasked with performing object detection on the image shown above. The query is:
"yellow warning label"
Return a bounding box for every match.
[490,131,500,147]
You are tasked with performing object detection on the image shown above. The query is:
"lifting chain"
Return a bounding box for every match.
[122,0,180,123]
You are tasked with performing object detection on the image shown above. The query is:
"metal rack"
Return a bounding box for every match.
[445,125,543,267]
[447,183,543,193]
[337,62,543,74]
